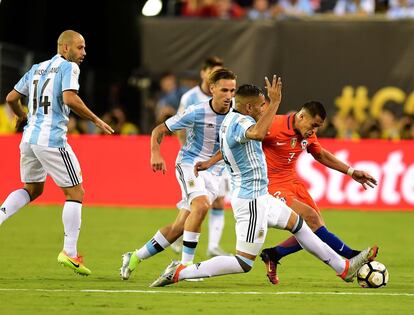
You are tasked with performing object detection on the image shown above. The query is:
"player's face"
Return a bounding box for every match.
[250,94,266,121]
[297,113,324,138]
[67,35,86,65]
[211,79,236,113]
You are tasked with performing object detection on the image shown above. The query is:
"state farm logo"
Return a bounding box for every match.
[296,149,414,209]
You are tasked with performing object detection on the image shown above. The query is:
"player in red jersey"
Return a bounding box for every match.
[260,101,377,285]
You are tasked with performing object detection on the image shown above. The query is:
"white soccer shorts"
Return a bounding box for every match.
[231,193,292,256]
[20,142,83,188]
[175,163,220,211]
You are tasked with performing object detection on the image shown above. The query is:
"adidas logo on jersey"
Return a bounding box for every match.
[0,207,6,214]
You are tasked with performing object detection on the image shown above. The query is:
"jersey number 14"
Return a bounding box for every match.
[32,79,51,114]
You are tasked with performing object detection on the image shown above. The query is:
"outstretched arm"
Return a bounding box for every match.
[312,148,377,190]
[63,90,114,135]
[194,151,223,177]
[150,123,171,174]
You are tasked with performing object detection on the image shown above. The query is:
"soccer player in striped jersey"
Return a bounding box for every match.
[120,68,236,280]
[171,56,230,257]
[260,101,378,284]
[1,30,114,276]
[149,77,377,287]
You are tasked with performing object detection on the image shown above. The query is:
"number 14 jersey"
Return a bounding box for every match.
[14,54,80,148]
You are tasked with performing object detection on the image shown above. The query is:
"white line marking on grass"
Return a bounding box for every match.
[0,288,413,297]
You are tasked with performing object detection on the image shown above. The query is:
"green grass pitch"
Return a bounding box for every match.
[1,205,413,315]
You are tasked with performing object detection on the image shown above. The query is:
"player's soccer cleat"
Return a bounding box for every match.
[120,251,140,280]
[206,246,232,257]
[260,248,280,285]
[340,245,378,282]
[57,251,91,276]
[149,260,186,287]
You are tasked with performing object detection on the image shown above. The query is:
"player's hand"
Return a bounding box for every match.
[265,75,282,105]
[352,170,377,190]
[151,153,167,174]
[194,161,210,177]
[15,115,27,132]
[95,118,115,135]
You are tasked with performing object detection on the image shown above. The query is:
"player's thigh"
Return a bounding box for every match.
[32,144,83,188]
[231,195,269,256]
[290,198,324,228]
[175,164,217,207]
[20,142,47,183]
[294,181,320,212]
[265,194,293,230]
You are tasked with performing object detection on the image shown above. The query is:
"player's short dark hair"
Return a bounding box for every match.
[301,101,327,120]
[236,84,264,98]
[202,56,223,70]
[208,68,236,85]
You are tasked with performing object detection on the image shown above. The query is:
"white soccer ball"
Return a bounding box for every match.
[357,261,389,288]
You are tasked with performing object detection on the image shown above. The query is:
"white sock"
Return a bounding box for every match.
[182,231,200,264]
[208,209,225,250]
[62,201,82,258]
[179,256,244,280]
[294,221,346,274]
[0,189,31,225]
[136,230,170,260]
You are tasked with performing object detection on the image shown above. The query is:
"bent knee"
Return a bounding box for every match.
[23,184,44,200]
[304,213,323,230]
[63,184,85,202]
[235,255,253,273]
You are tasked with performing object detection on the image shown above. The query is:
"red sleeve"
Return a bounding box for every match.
[307,134,322,155]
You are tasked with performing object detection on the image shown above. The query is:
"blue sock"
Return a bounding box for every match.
[314,226,354,259]
[274,244,302,260]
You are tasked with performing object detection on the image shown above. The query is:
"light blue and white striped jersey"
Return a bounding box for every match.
[220,110,268,199]
[178,85,210,114]
[14,54,80,148]
[165,99,227,175]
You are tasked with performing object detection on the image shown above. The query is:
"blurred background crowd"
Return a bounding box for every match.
[1,71,413,140]
[164,0,414,19]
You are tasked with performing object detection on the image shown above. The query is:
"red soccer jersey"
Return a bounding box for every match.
[263,114,322,184]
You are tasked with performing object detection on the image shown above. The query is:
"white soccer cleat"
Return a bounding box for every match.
[149,260,186,287]
[340,245,378,282]
[120,251,139,280]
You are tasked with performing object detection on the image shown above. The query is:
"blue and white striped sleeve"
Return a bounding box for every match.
[14,66,34,96]
[61,62,80,92]
[165,106,196,132]
[234,116,255,144]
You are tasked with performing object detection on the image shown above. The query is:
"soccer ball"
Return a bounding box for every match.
[357,261,389,288]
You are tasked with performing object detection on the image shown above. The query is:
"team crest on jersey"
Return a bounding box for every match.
[0,207,6,214]
[206,123,214,128]
[290,138,297,148]
[188,180,195,188]
[258,228,265,239]
[301,139,308,150]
